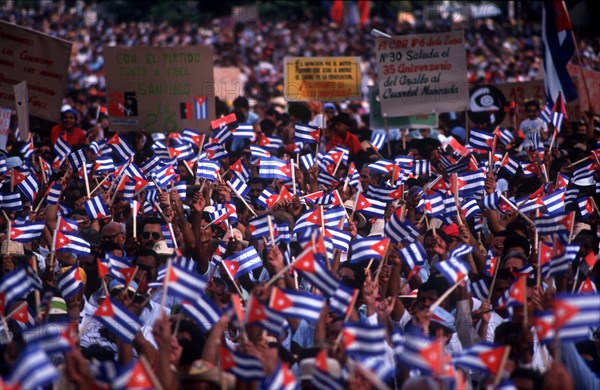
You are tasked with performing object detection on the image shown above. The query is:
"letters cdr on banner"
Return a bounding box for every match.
[375,30,469,117]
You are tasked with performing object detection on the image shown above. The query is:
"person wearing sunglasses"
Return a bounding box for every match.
[140,216,164,249]
[100,222,126,248]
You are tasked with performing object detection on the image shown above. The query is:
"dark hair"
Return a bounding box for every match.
[135,248,160,269]
[503,232,531,256]
[233,96,250,110]
[419,276,450,302]
[524,100,540,110]
[260,119,276,134]
[141,216,164,229]
[512,368,543,389]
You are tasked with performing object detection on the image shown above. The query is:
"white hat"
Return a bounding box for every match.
[299,357,341,381]
[368,218,385,237]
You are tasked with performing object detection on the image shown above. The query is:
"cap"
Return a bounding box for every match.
[430,306,456,332]
[109,279,139,294]
[368,218,385,237]
[442,223,459,238]
[343,200,367,228]
[183,360,236,389]
[48,297,68,315]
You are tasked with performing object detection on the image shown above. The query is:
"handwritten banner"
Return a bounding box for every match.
[0,107,11,151]
[567,64,600,115]
[0,20,72,122]
[368,86,437,129]
[283,56,361,101]
[375,30,469,117]
[104,46,215,133]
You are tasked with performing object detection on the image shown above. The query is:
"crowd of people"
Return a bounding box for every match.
[0,1,599,390]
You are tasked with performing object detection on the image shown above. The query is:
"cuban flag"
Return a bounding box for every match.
[349,237,390,264]
[291,249,339,296]
[20,139,34,160]
[220,344,264,381]
[259,157,293,181]
[468,129,494,152]
[269,287,325,322]
[84,195,110,220]
[0,267,40,314]
[354,192,386,219]
[193,96,209,119]
[535,188,565,215]
[150,164,177,189]
[180,291,222,332]
[222,246,262,279]
[230,158,251,182]
[342,322,387,357]
[245,295,288,337]
[370,131,387,151]
[323,227,352,252]
[228,177,250,198]
[232,123,255,139]
[257,187,280,209]
[182,128,205,148]
[366,185,404,202]
[469,278,491,302]
[0,191,23,211]
[311,350,345,390]
[329,283,358,317]
[299,153,315,171]
[263,361,297,390]
[168,143,195,161]
[385,207,419,244]
[105,133,136,162]
[156,262,208,302]
[452,342,509,376]
[57,265,84,299]
[53,134,71,166]
[392,330,444,376]
[295,123,320,144]
[93,297,143,343]
[500,153,520,177]
[9,221,44,243]
[55,231,90,255]
[551,293,600,341]
[202,143,229,161]
[423,192,445,217]
[8,302,36,330]
[436,258,471,284]
[196,159,220,182]
[15,174,37,204]
[542,0,577,105]
[5,347,58,390]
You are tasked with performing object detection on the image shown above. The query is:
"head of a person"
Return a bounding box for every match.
[233,96,250,114]
[331,113,352,136]
[511,368,543,390]
[140,217,164,249]
[248,178,265,204]
[502,231,531,257]
[61,109,78,130]
[491,269,514,306]
[501,251,528,273]
[491,230,509,257]
[524,100,540,120]
[101,222,126,247]
[415,276,450,311]
[495,322,534,366]
[134,248,160,284]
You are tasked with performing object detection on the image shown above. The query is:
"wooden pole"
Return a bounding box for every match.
[429,276,467,312]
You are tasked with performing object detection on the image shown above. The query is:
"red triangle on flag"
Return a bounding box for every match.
[281,362,296,386]
[55,231,72,250]
[370,238,389,257]
[534,316,553,340]
[270,288,293,311]
[223,260,240,279]
[11,170,28,186]
[97,258,109,279]
[539,241,553,267]
[584,252,597,269]
[12,303,29,323]
[258,135,270,147]
[419,342,443,376]
[279,186,293,202]
[127,360,154,389]
[246,297,267,323]
[342,329,355,348]
[306,208,323,226]
[292,250,316,273]
[95,297,115,317]
[219,345,236,370]
[328,151,343,164]
[231,158,243,173]
[479,347,506,375]
[579,277,597,293]
[554,299,579,330]
[315,349,329,371]
[355,193,372,211]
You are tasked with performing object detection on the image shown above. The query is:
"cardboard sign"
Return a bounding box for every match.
[104,46,215,133]
[368,86,437,129]
[567,64,600,115]
[213,68,244,104]
[494,80,580,125]
[0,20,72,122]
[375,30,469,116]
[283,56,362,101]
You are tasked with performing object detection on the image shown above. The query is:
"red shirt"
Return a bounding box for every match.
[326,131,363,156]
[50,125,87,146]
